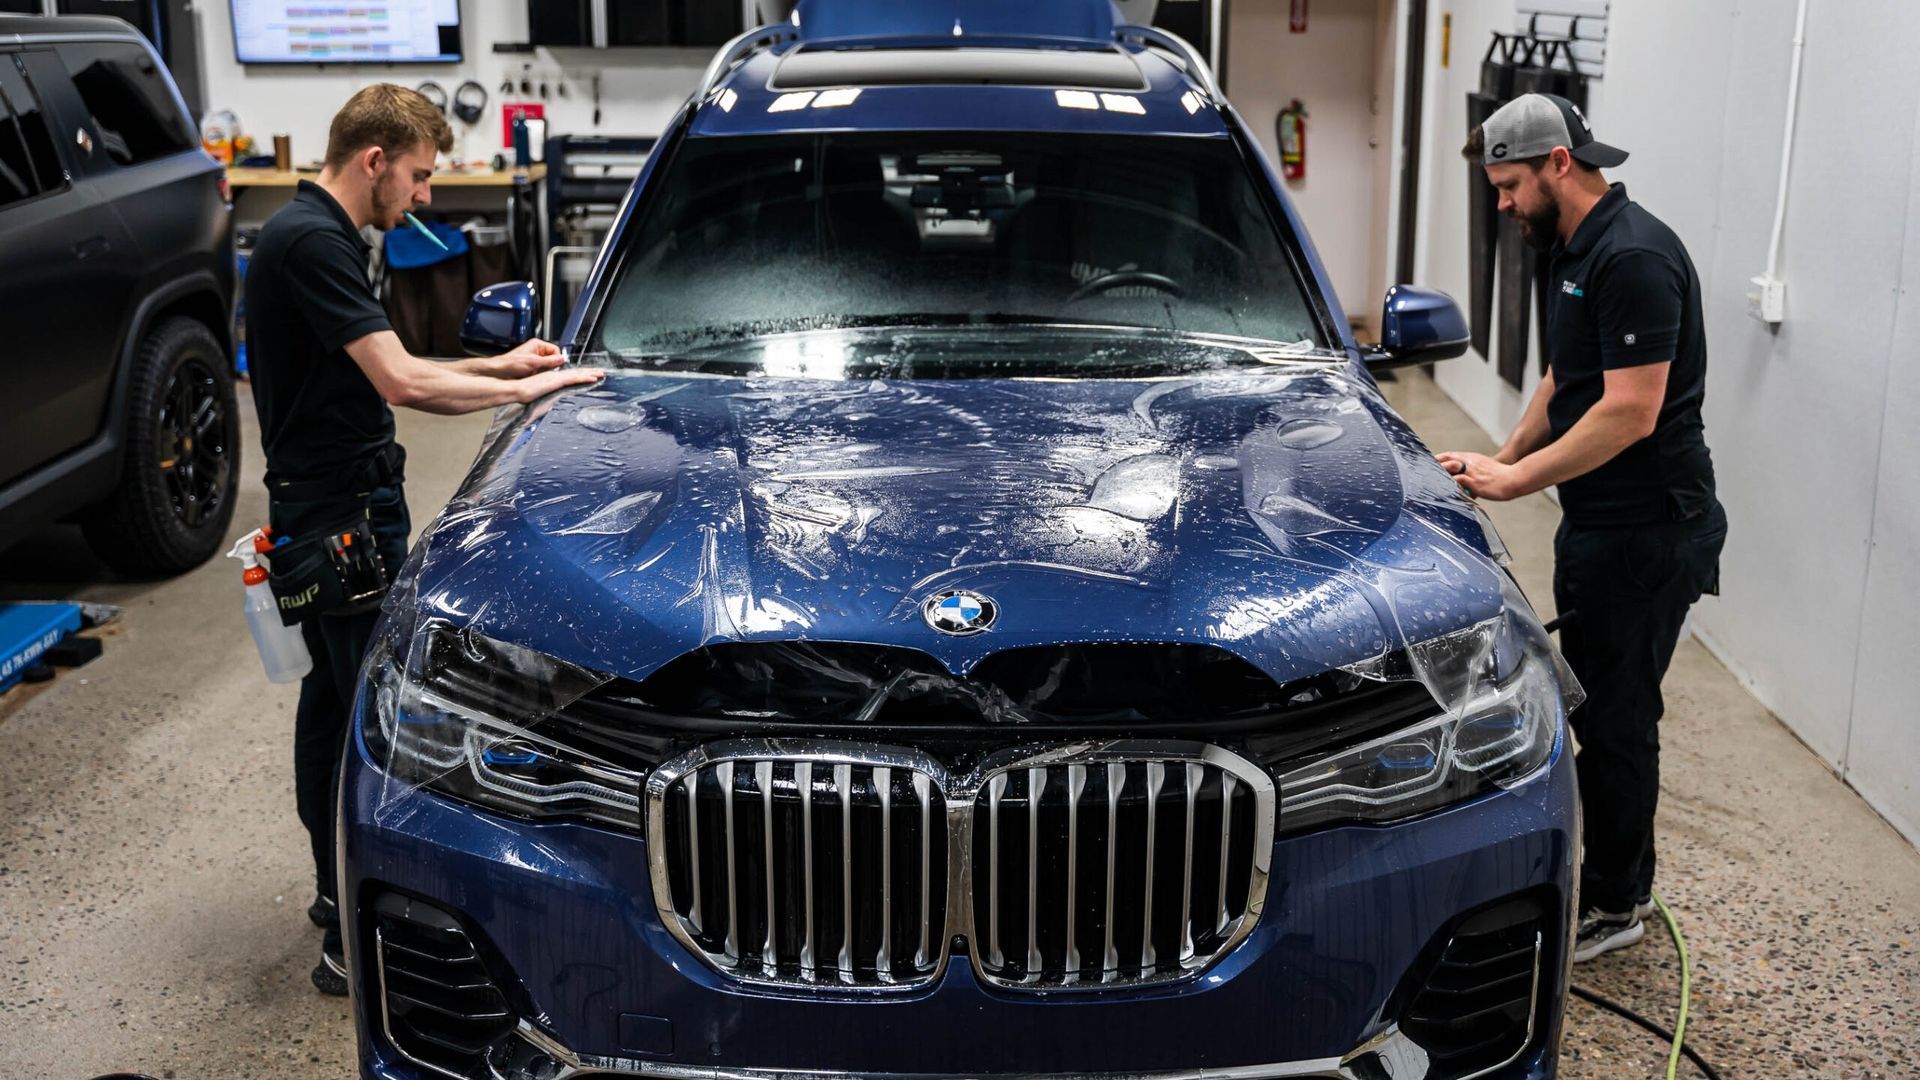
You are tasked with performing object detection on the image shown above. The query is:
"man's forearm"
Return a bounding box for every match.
[443,356,494,377]
[1514,400,1650,493]
[391,362,536,414]
[347,332,536,413]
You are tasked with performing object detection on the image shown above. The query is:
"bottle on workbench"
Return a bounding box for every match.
[201,108,241,165]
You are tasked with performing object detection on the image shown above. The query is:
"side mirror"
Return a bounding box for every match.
[460,281,538,356]
[1366,285,1470,371]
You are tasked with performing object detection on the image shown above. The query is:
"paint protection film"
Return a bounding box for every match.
[359,347,1579,832]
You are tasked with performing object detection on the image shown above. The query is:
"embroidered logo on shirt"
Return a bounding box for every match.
[1624,333,1637,345]
[1561,280,1584,297]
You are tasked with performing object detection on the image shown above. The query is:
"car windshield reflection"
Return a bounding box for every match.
[584,323,1345,380]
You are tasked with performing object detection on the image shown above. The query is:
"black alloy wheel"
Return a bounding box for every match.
[81,317,241,576]
[155,356,232,528]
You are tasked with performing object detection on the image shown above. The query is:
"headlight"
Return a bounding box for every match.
[1273,597,1573,836]
[362,622,645,831]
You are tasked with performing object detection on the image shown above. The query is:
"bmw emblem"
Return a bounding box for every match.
[923,590,997,636]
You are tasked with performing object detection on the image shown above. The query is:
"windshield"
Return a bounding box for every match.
[591,132,1328,368]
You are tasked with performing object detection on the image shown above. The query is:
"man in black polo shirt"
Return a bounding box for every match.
[1438,94,1727,963]
[247,84,602,994]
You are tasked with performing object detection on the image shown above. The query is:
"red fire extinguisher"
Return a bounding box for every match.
[1278,99,1308,181]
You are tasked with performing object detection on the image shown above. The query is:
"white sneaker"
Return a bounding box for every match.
[1634,894,1655,922]
[1574,908,1645,963]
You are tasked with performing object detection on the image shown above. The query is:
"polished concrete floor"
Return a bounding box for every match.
[0,370,1914,1078]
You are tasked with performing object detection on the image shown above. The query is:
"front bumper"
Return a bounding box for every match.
[343,727,1575,1080]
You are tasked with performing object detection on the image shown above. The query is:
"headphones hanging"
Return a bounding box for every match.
[453,81,489,125]
[415,80,449,115]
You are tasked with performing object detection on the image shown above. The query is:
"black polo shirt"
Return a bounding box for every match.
[1544,183,1716,525]
[247,180,396,485]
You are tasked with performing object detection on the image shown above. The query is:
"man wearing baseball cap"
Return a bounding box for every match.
[1437,93,1726,963]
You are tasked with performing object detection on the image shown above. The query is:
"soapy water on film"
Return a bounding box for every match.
[368,346,1579,819]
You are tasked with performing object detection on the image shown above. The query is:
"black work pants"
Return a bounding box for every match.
[1553,500,1725,914]
[273,483,411,906]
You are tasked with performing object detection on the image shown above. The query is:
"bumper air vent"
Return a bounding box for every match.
[653,745,949,988]
[373,892,517,1079]
[1401,895,1548,1078]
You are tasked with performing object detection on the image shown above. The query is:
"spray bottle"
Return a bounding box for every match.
[227,528,313,684]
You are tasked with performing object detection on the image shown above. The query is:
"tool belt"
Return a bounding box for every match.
[264,444,406,625]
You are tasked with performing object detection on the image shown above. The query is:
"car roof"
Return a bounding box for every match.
[792,0,1119,47]
[0,15,146,45]
[690,31,1231,140]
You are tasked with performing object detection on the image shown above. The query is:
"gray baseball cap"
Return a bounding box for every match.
[1480,93,1628,168]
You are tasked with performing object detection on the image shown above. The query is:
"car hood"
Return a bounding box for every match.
[397,367,1505,687]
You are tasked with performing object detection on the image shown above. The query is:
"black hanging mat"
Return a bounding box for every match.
[1466,31,1591,389]
[1467,36,1520,361]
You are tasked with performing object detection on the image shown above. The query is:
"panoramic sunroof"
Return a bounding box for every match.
[771,47,1152,92]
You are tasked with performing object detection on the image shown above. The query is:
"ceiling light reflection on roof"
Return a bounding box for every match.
[762,335,850,379]
[1180,90,1203,115]
[715,88,738,113]
[812,87,863,108]
[1055,89,1100,111]
[1100,94,1146,115]
[768,91,817,113]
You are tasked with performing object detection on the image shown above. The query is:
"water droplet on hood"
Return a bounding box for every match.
[1088,454,1179,521]
[578,403,647,433]
[553,491,665,535]
[1276,418,1345,450]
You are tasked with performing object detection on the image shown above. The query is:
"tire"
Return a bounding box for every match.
[81,317,241,576]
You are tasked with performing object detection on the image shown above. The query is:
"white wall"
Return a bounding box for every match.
[1229,0,1391,319]
[1411,0,1920,848]
[194,4,716,169]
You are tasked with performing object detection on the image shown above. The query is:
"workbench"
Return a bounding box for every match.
[225,164,547,189]
[225,164,548,282]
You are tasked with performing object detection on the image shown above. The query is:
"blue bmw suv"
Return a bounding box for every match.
[341,3,1583,1078]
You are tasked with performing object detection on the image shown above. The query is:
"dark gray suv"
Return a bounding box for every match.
[0,15,235,575]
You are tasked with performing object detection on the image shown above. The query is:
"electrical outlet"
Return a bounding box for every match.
[1748,275,1785,324]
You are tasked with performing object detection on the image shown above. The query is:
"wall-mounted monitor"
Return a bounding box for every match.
[231,0,463,64]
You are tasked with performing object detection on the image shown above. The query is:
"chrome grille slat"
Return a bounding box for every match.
[684,775,703,935]
[913,772,932,969]
[649,739,1269,993]
[799,762,815,976]
[1026,766,1045,979]
[876,766,893,979]
[836,762,853,980]
[759,761,777,969]
[1102,762,1124,982]
[986,772,1007,970]
[1217,772,1236,935]
[1181,762,1200,964]
[1142,761,1163,972]
[1064,763,1087,983]
[719,761,739,963]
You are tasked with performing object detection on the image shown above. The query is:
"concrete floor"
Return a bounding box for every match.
[1,370,1914,1078]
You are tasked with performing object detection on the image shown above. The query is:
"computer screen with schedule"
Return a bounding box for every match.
[231,0,464,64]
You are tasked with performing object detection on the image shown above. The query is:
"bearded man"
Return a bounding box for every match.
[1438,93,1726,964]
[245,83,601,993]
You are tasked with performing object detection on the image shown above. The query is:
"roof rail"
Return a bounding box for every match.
[696,23,801,107]
[1115,24,1224,104]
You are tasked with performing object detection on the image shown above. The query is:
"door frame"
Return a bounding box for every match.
[1394,0,1427,286]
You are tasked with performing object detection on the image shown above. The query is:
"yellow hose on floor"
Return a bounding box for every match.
[1651,889,1693,1080]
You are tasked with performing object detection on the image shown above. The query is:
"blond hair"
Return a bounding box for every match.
[324,83,453,169]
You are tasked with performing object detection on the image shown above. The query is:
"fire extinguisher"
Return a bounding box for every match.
[1278,99,1308,181]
